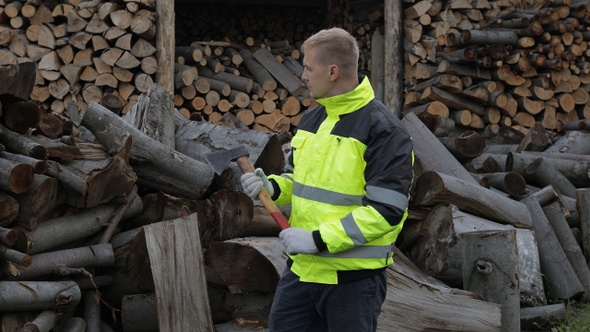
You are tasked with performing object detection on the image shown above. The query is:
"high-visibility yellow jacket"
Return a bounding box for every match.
[268,76,414,284]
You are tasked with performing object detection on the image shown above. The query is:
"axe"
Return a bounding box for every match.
[204,146,290,230]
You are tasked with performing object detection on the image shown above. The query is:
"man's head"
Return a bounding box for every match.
[301,27,359,99]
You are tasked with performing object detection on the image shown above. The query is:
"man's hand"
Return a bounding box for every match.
[279,227,318,255]
[241,168,274,199]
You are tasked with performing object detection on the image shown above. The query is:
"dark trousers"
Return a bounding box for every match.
[268,267,387,332]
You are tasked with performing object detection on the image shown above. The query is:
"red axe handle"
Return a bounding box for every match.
[236,156,290,230]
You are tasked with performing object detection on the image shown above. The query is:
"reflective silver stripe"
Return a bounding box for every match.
[281,173,293,181]
[366,185,408,210]
[284,164,294,172]
[341,214,367,246]
[293,182,363,206]
[316,245,391,259]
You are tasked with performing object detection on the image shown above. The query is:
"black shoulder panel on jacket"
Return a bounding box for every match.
[296,106,326,134]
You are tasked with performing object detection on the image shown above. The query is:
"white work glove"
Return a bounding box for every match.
[240,168,274,199]
[279,227,319,255]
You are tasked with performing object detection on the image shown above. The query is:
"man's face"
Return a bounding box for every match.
[301,48,334,99]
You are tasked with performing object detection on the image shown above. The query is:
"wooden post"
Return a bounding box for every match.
[156,0,174,93]
[384,0,403,117]
[462,230,520,332]
[144,213,214,332]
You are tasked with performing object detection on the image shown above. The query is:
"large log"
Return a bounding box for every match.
[82,101,214,199]
[543,201,590,298]
[14,195,142,254]
[175,116,284,191]
[409,204,545,306]
[252,48,306,96]
[402,112,477,184]
[0,281,81,311]
[522,190,584,301]
[205,237,287,293]
[413,171,533,227]
[144,214,214,332]
[506,152,590,187]
[544,131,590,155]
[14,174,64,231]
[12,243,115,281]
[377,247,501,331]
[462,230,520,332]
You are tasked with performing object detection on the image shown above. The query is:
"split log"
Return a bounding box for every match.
[462,230,520,332]
[12,243,115,281]
[252,48,306,96]
[123,83,175,149]
[522,191,584,301]
[205,237,287,293]
[377,247,501,331]
[144,214,214,332]
[543,201,590,298]
[83,101,214,199]
[402,112,477,184]
[414,171,532,227]
[0,281,81,311]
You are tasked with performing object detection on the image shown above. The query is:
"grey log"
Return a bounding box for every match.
[462,230,520,332]
[83,101,214,199]
[578,189,590,262]
[0,281,81,311]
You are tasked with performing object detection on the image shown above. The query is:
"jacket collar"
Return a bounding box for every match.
[316,75,375,117]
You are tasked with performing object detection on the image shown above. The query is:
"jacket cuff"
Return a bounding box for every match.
[269,179,281,201]
[312,230,328,252]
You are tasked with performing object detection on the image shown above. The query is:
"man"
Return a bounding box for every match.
[241,27,414,332]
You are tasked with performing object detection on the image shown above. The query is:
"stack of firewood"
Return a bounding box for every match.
[402,0,590,137]
[0,0,159,117]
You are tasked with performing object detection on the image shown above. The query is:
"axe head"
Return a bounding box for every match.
[204,146,250,175]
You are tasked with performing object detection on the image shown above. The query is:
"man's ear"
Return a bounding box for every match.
[329,65,339,81]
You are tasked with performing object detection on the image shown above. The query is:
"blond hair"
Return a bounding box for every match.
[301,27,359,79]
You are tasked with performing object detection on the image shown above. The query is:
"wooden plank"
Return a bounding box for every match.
[155,0,174,93]
[384,0,404,117]
[144,214,214,332]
